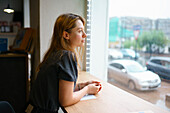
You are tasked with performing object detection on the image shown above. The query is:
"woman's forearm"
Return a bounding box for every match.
[61,86,89,107]
[74,82,85,91]
[59,80,101,107]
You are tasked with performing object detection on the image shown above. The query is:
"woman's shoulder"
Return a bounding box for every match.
[61,50,73,55]
[53,49,72,54]
[61,50,76,60]
[52,50,75,61]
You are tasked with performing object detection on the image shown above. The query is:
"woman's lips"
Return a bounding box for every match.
[81,40,85,43]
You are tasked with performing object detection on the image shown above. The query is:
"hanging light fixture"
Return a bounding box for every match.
[4,4,14,14]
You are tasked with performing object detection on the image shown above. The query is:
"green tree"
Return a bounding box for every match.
[123,40,135,48]
[123,39,142,49]
[138,30,168,56]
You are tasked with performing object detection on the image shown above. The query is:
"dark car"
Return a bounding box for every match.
[146,57,170,80]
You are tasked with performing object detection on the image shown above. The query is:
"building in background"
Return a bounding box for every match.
[109,16,170,53]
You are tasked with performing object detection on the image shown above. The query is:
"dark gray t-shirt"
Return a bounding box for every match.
[29,50,78,112]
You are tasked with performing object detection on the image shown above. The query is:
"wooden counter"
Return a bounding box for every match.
[64,71,169,113]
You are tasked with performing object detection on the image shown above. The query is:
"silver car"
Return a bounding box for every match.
[108,59,161,91]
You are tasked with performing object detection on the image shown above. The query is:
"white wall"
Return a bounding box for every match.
[24,0,30,27]
[40,0,86,61]
[90,0,109,81]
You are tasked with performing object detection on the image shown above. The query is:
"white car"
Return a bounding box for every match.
[108,49,123,59]
[121,49,140,59]
[108,59,161,91]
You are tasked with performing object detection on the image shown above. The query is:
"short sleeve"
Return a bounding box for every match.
[57,51,77,82]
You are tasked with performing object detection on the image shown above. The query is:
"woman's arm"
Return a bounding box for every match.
[75,80,102,91]
[59,80,100,107]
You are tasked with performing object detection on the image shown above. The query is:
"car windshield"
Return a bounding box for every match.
[126,63,145,73]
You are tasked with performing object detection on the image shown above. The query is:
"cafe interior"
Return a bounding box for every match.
[0,0,169,113]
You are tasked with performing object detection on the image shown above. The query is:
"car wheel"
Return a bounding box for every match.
[128,80,136,90]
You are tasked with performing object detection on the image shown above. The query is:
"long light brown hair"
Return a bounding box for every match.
[37,13,85,71]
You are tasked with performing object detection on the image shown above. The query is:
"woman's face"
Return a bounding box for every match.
[68,20,87,49]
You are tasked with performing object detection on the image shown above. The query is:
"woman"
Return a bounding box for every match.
[29,13,102,113]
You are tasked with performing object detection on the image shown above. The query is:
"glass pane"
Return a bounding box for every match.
[108,0,170,112]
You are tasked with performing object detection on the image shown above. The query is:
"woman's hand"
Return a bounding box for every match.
[77,80,102,93]
[86,80,101,86]
[76,80,102,93]
[86,80,102,92]
[86,83,101,95]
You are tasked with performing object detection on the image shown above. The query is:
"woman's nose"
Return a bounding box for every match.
[83,31,87,38]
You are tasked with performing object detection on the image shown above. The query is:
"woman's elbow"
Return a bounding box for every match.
[60,100,74,107]
[59,97,74,107]
[60,101,68,107]
[59,96,80,107]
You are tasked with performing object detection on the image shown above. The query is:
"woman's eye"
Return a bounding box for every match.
[78,30,83,33]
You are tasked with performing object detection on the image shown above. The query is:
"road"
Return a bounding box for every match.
[107,76,170,112]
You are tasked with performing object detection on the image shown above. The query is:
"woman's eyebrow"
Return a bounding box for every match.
[77,27,84,30]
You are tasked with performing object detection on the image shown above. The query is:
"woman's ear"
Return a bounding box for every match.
[63,31,70,40]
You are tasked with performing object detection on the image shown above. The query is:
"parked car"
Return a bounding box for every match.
[146,57,170,80]
[120,49,140,59]
[108,49,123,59]
[108,59,161,91]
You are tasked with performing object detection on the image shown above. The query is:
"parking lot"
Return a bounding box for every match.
[107,50,170,112]
[108,76,170,112]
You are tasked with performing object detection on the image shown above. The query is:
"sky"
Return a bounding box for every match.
[109,0,170,19]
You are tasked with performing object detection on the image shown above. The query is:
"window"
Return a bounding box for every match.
[88,0,169,111]
[110,63,119,68]
[151,60,161,65]
[107,0,170,111]
[164,61,170,68]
